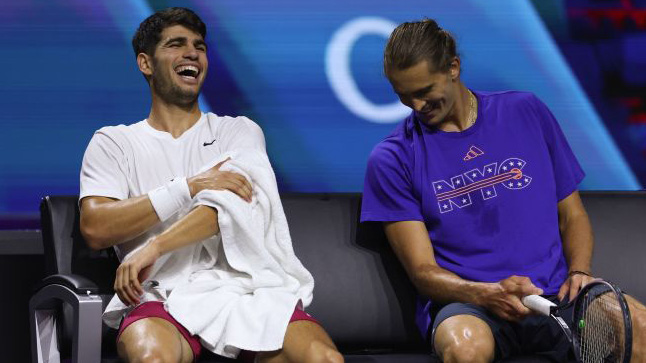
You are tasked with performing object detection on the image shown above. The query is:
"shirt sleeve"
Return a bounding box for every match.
[360,141,423,222]
[530,94,585,201]
[217,116,267,154]
[79,130,130,202]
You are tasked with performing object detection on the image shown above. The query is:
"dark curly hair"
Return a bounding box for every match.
[132,7,206,57]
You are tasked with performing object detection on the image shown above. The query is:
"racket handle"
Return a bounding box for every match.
[521,295,556,316]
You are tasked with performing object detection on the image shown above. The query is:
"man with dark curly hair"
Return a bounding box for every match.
[80,7,343,363]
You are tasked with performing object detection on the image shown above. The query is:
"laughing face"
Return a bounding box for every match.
[143,24,208,106]
[387,59,460,127]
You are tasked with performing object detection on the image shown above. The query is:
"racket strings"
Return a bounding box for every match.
[577,287,625,363]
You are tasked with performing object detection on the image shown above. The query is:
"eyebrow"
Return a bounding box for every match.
[163,37,186,46]
[194,39,207,49]
[163,37,207,49]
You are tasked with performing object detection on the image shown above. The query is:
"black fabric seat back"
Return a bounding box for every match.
[40,196,120,290]
[282,194,425,353]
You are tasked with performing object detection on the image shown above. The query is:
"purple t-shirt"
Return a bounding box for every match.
[361,90,585,335]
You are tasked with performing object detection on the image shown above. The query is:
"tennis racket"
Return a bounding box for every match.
[522,279,632,363]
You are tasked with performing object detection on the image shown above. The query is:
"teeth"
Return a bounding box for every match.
[175,65,199,77]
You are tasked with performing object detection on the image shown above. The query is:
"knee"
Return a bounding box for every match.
[139,353,174,363]
[124,342,177,363]
[305,340,344,363]
[435,321,494,363]
[441,341,493,363]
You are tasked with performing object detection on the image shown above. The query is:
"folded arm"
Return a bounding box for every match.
[384,221,542,321]
[80,158,251,250]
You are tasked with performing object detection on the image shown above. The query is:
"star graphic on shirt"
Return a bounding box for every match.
[509,161,515,166]
[486,190,492,196]
[487,168,492,173]
[462,198,467,204]
[524,178,529,183]
[456,180,461,185]
[437,185,442,190]
[517,182,522,187]
[502,166,508,171]
[518,162,523,167]
[471,172,477,178]
[442,204,448,209]
[508,182,514,187]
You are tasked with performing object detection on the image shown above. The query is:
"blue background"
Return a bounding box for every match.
[1,0,645,221]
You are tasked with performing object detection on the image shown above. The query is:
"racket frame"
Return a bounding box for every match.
[570,280,632,363]
[522,280,632,362]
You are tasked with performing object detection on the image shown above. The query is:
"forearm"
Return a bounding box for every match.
[384,220,493,306]
[411,263,493,305]
[81,195,160,249]
[558,192,594,273]
[82,177,196,249]
[150,205,219,256]
[560,213,594,273]
[384,220,540,320]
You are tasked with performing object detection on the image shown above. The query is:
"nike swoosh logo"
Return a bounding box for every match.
[203,139,216,146]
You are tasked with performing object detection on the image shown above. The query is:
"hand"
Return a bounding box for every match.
[482,275,544,321]
[114,240,160,306]
[558,271,594,302]
[187,158,252,202]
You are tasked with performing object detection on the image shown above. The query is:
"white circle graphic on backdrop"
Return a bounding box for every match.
[325,17,409,124]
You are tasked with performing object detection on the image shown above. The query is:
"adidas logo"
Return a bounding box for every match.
[463,146,484,161]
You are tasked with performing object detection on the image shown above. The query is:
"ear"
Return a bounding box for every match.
[449,57,461,81]
[137,53,153,78]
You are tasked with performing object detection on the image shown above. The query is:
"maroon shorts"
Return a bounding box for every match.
[117,301,319,361]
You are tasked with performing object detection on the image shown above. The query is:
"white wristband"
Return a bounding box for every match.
[148,177,191,222]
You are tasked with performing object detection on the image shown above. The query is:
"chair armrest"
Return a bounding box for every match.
[30,274,103,363]
[35,274,99,295]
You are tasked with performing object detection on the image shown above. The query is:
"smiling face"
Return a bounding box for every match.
[387,59,460,127]
[139,24,208,106]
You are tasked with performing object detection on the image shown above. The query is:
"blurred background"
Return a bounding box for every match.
[1,0,646,228]
[1,0,646,359]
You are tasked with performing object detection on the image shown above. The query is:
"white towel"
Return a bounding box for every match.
[101,148,314,358]
[164,149,314,357]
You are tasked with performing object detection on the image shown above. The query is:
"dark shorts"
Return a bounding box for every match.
[117,301,320,361]
[428,295,575,362]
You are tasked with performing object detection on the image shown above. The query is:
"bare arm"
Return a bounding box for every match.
[80,158,251,250]
[385,220,542,321]
[152,205,219,256]
[115,205,219,305]
[556,190,595,301]
[80,195,160,250]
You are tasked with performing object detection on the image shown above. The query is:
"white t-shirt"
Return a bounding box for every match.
[79,112,265,261]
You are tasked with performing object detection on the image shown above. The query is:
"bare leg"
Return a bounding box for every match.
[625,295,646,363]
[434,315,495,363]
[117,317,194,363]
[257,320,344,363]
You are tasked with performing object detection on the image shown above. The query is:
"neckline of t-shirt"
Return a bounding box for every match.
[420,90,484,139]
[139,113,207,141]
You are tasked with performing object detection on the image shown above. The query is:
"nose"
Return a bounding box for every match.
[183,46,199,60]
[411,98,427,112]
